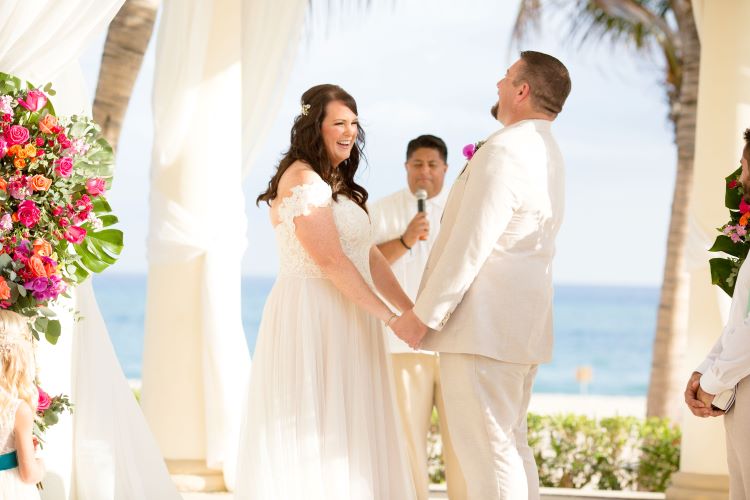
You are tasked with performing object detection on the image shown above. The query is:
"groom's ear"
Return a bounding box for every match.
[517,82,531,101]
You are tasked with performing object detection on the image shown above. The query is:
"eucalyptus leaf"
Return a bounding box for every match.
[44,319,61,345]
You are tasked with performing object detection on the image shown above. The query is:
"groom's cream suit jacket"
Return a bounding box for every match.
[414,119,565,364]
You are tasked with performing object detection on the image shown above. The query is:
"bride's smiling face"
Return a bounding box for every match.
[321,100,358,167]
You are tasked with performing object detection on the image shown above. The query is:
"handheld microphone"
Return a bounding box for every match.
[415,189,427,213]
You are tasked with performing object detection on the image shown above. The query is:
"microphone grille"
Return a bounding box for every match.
[415,189,428,200]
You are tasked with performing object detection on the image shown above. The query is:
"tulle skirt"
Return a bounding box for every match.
[234,275,415,500]
[0,468,41,500]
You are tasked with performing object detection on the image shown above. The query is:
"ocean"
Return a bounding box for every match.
[91,274,659,396]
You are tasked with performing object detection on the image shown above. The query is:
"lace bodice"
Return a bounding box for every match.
[0,400,20,455]
[273,179,374,285]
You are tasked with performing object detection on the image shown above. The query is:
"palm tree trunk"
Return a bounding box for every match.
[92,0,160,152]
[646,0,700,420]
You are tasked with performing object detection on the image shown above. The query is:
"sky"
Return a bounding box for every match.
[78,0,676,286]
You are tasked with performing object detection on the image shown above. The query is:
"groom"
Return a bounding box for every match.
[392,51,571,499]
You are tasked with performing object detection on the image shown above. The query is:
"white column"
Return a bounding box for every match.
[667,0,750,497]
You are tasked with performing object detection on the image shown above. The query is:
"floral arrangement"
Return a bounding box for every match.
[0,73,122,343]
[709,167,748,296]
[33,385,72,448]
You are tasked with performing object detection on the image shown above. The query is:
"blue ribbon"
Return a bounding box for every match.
[0,451,17,471]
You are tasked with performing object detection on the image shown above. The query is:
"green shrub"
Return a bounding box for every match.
[428,412,680,492]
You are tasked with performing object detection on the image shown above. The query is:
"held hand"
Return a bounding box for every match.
[403,213,429,247]
[684,372,723,417]
[696,385,722,416]
[391,309,428,350]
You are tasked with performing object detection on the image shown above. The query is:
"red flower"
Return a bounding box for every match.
[741,197,750,214]
[63,226,86,244]
[729,179,739,189]
[37,387,51,412]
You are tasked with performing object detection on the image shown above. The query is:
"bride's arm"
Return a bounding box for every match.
[296,210,395,323]
[280,168,395,324]
[369,245,412,313]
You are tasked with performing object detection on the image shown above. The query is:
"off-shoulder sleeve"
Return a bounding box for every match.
[276,179,333,227]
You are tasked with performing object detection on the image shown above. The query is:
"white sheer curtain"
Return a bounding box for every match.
[144,0,306,489]
[241,0,307,174]
[0,2,182,499]
[144,0,248,483]
[0,1,123,83]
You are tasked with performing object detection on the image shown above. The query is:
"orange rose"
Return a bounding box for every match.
[0,277,9,301]
[13,158,25,169]
[0,178,7,192]
[43,260,57,278]
[7,145,20,157]
[27,255,47,278]
[29,175,51,192]
[32,239,53,257]
[23,144,36,157]
[38,114,58,135]
[11,213,18,222]
[16,148,26,159]
[741,212,750,227]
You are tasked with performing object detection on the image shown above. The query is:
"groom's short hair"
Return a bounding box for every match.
[515,51,571,117]
[744,128,750,160]
[406,134,448,163]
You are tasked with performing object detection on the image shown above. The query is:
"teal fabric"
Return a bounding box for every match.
[0,450,18,470]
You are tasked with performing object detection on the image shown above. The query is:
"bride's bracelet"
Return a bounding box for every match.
[384,313,399,328]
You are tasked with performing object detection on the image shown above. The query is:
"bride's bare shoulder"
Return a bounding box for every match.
[276,161,323,197]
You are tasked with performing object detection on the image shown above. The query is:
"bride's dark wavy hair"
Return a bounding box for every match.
[257,84,368,211]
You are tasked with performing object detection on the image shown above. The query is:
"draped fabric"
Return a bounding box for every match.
[144,0,249,484]
[1,1,181,499]
[144,0,307,488]
[0,1,123,84]
[241,0,307,174]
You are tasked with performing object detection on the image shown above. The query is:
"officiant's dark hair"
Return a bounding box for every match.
[516,51,571,117]
[406,135,448,163]
[744,128,750,161]
[257,84,368,212]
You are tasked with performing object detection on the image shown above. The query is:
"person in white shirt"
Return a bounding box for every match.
[370,135,465,500]
[685,128,750,500]
[393,51,571,500]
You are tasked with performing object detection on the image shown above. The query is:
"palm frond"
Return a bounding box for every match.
[511,0,543,45]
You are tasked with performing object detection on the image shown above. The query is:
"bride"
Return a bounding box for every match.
[234,84,416,499]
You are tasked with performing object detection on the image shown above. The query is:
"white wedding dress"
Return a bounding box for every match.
[234,178,415,499]
[0,401,40,500]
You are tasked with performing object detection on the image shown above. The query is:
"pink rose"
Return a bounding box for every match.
[64,225,86,244]
[17,90,47,112]
[55,157,73,177]
[0,137,6,159]
[462,144,476,160]
[16,200,40,228]
[5,125,30,145]
[37,386,51,412]
[741,197,750,214]
[85,178,106,196]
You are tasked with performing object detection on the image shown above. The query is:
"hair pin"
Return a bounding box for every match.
[300,103,311,116]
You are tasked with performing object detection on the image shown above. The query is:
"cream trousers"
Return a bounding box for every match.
[392,353,466,500]
[439,353,539,500]
[726,375,750,500]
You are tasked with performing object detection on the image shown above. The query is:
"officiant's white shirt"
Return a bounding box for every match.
[414,119,565,364]
[370,188,448,353]
[698,259,750,394]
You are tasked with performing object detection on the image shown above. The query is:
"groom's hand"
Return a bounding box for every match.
[392,309,428,350]
[684,371,723,417]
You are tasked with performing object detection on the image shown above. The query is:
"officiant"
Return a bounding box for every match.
[369,134,465,500]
